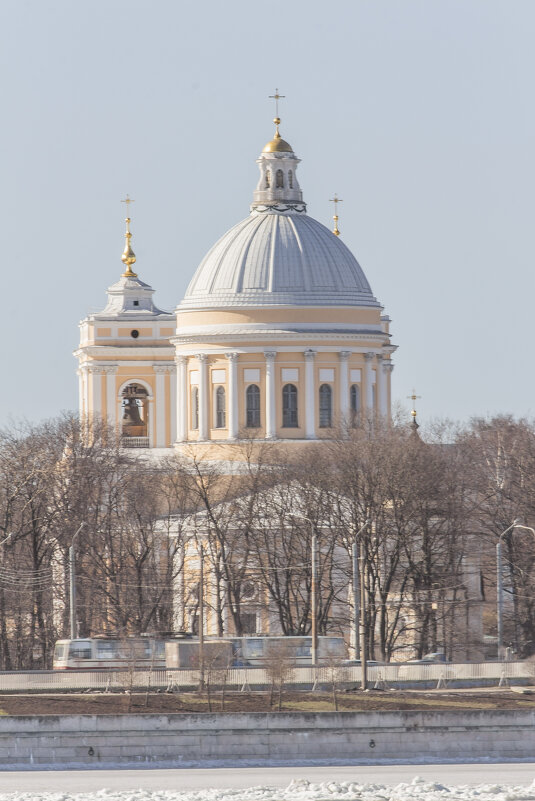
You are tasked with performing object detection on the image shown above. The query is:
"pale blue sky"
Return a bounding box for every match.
[1,0,533,426]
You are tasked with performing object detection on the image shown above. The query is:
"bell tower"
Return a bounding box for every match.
[74,202,176,448]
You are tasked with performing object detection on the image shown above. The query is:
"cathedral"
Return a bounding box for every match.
[75,109,396,448]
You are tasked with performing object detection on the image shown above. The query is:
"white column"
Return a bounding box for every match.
[264,351,277,439]
[154,366,168,448]
[88,367,103,418]
[225,352,239,439]
[104,367,118,427]
[77,369,84,419]
[382,361,394,420]
[175,356,187,442]
[376,355,388,419]
[339,351,350,421]
[147,397,155,447]
[172,540,185,632]
[197,354,209,440]
[364,352,375,416]
[304,349,316,439]
[170,365,177,444]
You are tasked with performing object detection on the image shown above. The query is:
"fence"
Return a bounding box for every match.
[0,661,533,692]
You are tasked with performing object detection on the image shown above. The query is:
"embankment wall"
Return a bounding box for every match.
[1,710,531,767]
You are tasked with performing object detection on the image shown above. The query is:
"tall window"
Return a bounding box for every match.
[246,384,261,428]
[350,384,360,426]
[288,169,293,188]
[265,170,271,188]
[215,386,226,428]
[282,384,298,428]
[191,386,199,430]
[319,384,332,428]
[276,169,284,188]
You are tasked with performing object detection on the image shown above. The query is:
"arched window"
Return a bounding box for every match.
[319,384,332,428]
[276,169,284,188]
[350,384,360,426]
[121,383,148,444]
[265,170,271,188]
[246,384,261,428]
[215,386,226,428]
[191,386,199,430]
[282,384,298,428]
[288,170,293,188]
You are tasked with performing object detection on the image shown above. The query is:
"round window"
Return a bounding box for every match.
[131,330,139,339]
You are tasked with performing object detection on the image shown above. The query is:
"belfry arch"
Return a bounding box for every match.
[120,382,150,447]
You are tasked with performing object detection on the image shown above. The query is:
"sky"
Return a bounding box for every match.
[1,0,534,427]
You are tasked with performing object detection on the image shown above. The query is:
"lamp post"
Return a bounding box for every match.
[496,519,535,659]
[356,519,372,690]
[289,514,318,668]
[69,522,86,640]
[351,519,371,662]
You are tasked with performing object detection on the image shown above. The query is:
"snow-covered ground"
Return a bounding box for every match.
[1,765,535,799]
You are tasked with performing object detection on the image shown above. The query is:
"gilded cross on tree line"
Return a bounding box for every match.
[407,390,422,421]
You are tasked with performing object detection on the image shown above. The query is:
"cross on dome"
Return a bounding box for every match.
[120,196,138,278]
[330,194,343,236]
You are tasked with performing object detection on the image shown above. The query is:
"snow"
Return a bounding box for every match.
[2,776,535,801]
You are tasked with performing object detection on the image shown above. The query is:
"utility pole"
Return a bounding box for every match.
[352,542,360,660]
[311,533,318,669]
[198,543,205,690]
[359,534,368,690]
[69,522,86,640]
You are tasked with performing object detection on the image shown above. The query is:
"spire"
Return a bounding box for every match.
[263,89,293,153]
[120,196,137,278]
[330,194,343,236]
[407,390,421,435]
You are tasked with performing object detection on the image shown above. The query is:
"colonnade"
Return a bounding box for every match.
[175,350,393,443]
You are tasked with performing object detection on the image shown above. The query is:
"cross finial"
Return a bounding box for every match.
[407,389,422,423]
[120,196,137,278]
[269,88,285,119]
[330,194,343,236]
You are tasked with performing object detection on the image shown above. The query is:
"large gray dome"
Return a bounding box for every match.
[180,211,380,310]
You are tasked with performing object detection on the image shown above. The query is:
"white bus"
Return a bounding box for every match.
[53,636,168,670]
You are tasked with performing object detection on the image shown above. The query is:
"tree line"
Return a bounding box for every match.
[1,412,535,669]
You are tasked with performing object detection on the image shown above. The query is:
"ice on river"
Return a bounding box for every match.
[2,777,535,801]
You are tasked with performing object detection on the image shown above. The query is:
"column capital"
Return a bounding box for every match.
[175,355,187,366]
[375,353,384,363]
[264,350,277,360]
[382,361,394,373]
[154,364,173,374]
[339,350,351,361]
[86,365,105,375]
[225,352,239,362]
[101,366,118,375]
[195,353,208,363]
[364,351,376,362]
[304,348,317,361]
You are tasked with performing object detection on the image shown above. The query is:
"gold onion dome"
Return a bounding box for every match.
[121,217,138,278]
[263,116,293,153]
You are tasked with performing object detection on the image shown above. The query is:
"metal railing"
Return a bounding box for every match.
[121,437,150,449]
[0,662,533,692]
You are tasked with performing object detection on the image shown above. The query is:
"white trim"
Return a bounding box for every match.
[282,368,299,381]
[211,369,226,383]
[243,368,260,381]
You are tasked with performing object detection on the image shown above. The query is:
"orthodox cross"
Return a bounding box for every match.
[407,390,422,422]
[269,89,285,119]
[121,195,135,217]
[330,194,343,236]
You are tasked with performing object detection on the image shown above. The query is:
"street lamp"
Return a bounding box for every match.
[496,519,535,659]
[354,519,372,690]
[69,522,87,640]
[289,514,318,668]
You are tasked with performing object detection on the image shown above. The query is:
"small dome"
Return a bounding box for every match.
[263,134,293,153]
[180,211,380,310]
